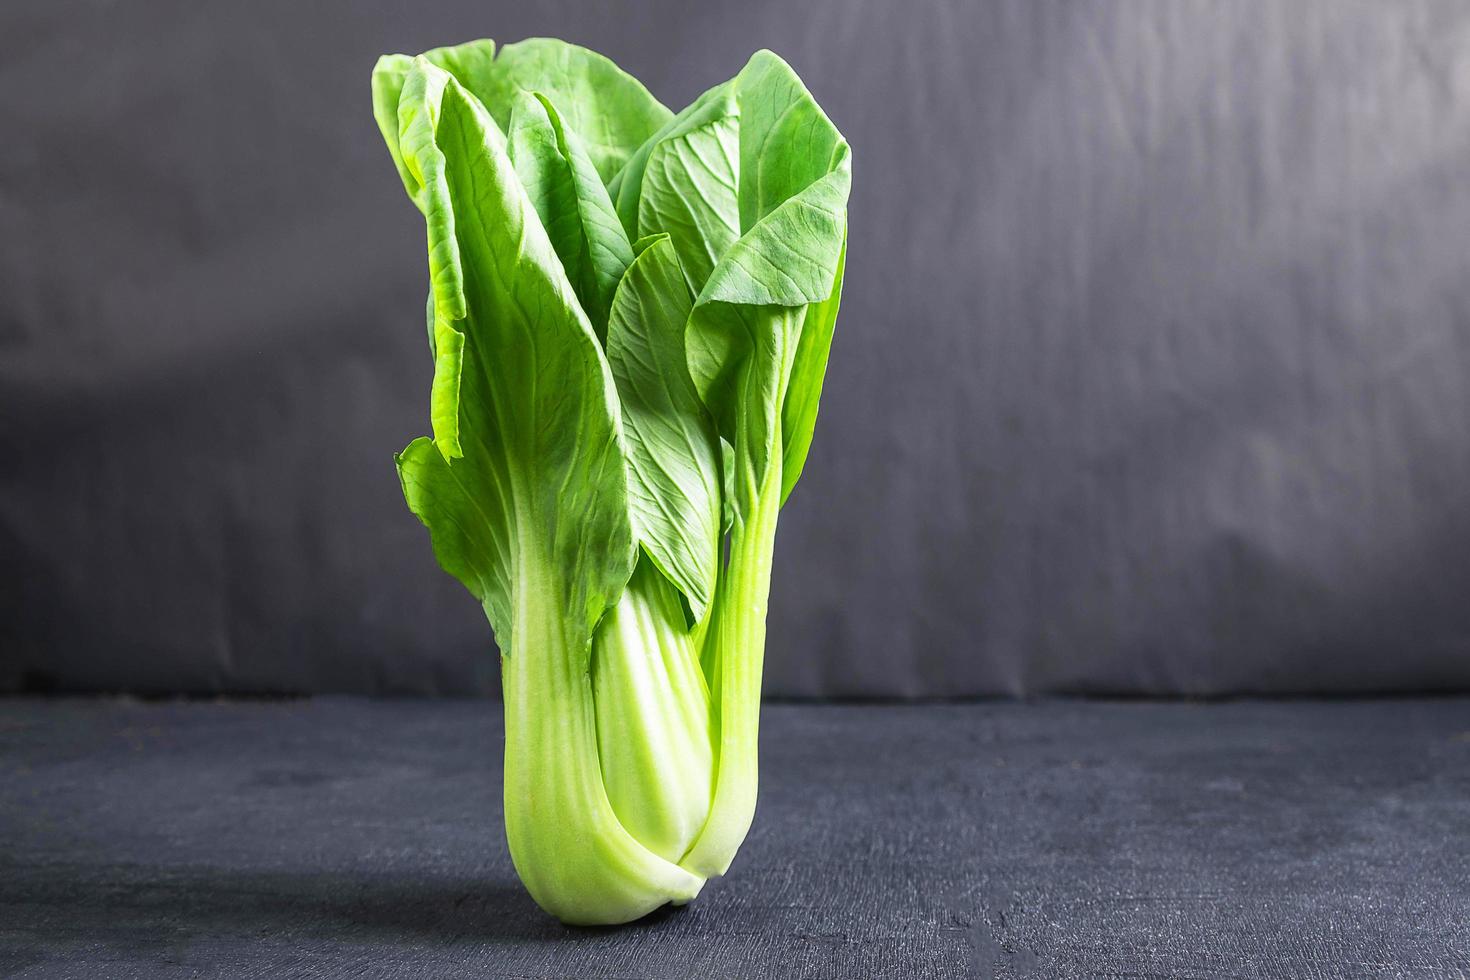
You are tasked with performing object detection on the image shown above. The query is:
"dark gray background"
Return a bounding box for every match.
[4,0,1469,697]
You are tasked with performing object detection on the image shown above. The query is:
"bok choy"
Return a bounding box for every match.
[371,36,849,925]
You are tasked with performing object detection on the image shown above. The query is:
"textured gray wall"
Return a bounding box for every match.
[4,1,1470,696]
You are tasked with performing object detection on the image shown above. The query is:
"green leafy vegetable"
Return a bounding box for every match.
[372,37,850,925]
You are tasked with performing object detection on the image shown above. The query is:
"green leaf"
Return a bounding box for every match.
[780,228,846,504]
[374,38,670,196]
[633,88,741,295]
[606,235,722,621]
[696,161,848,306]
[507,91,635,340]
[611,82,732,243]
[679,52,851,520]
[477,38,673,183]
[686,302,803,516]
[392,56,633,645]
[371,40,498,204]
[393,64,466,455]
[397,436,507,629]
[733,50,846,229]
[371,53,418,200]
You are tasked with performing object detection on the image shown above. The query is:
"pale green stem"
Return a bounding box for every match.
[592,557,714,865]
[501,553,704,925]
[679,443,782,877]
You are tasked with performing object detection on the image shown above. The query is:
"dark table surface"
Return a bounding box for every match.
[2,698,1467,979]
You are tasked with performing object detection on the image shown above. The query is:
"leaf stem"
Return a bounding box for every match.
[680,443,783,877]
